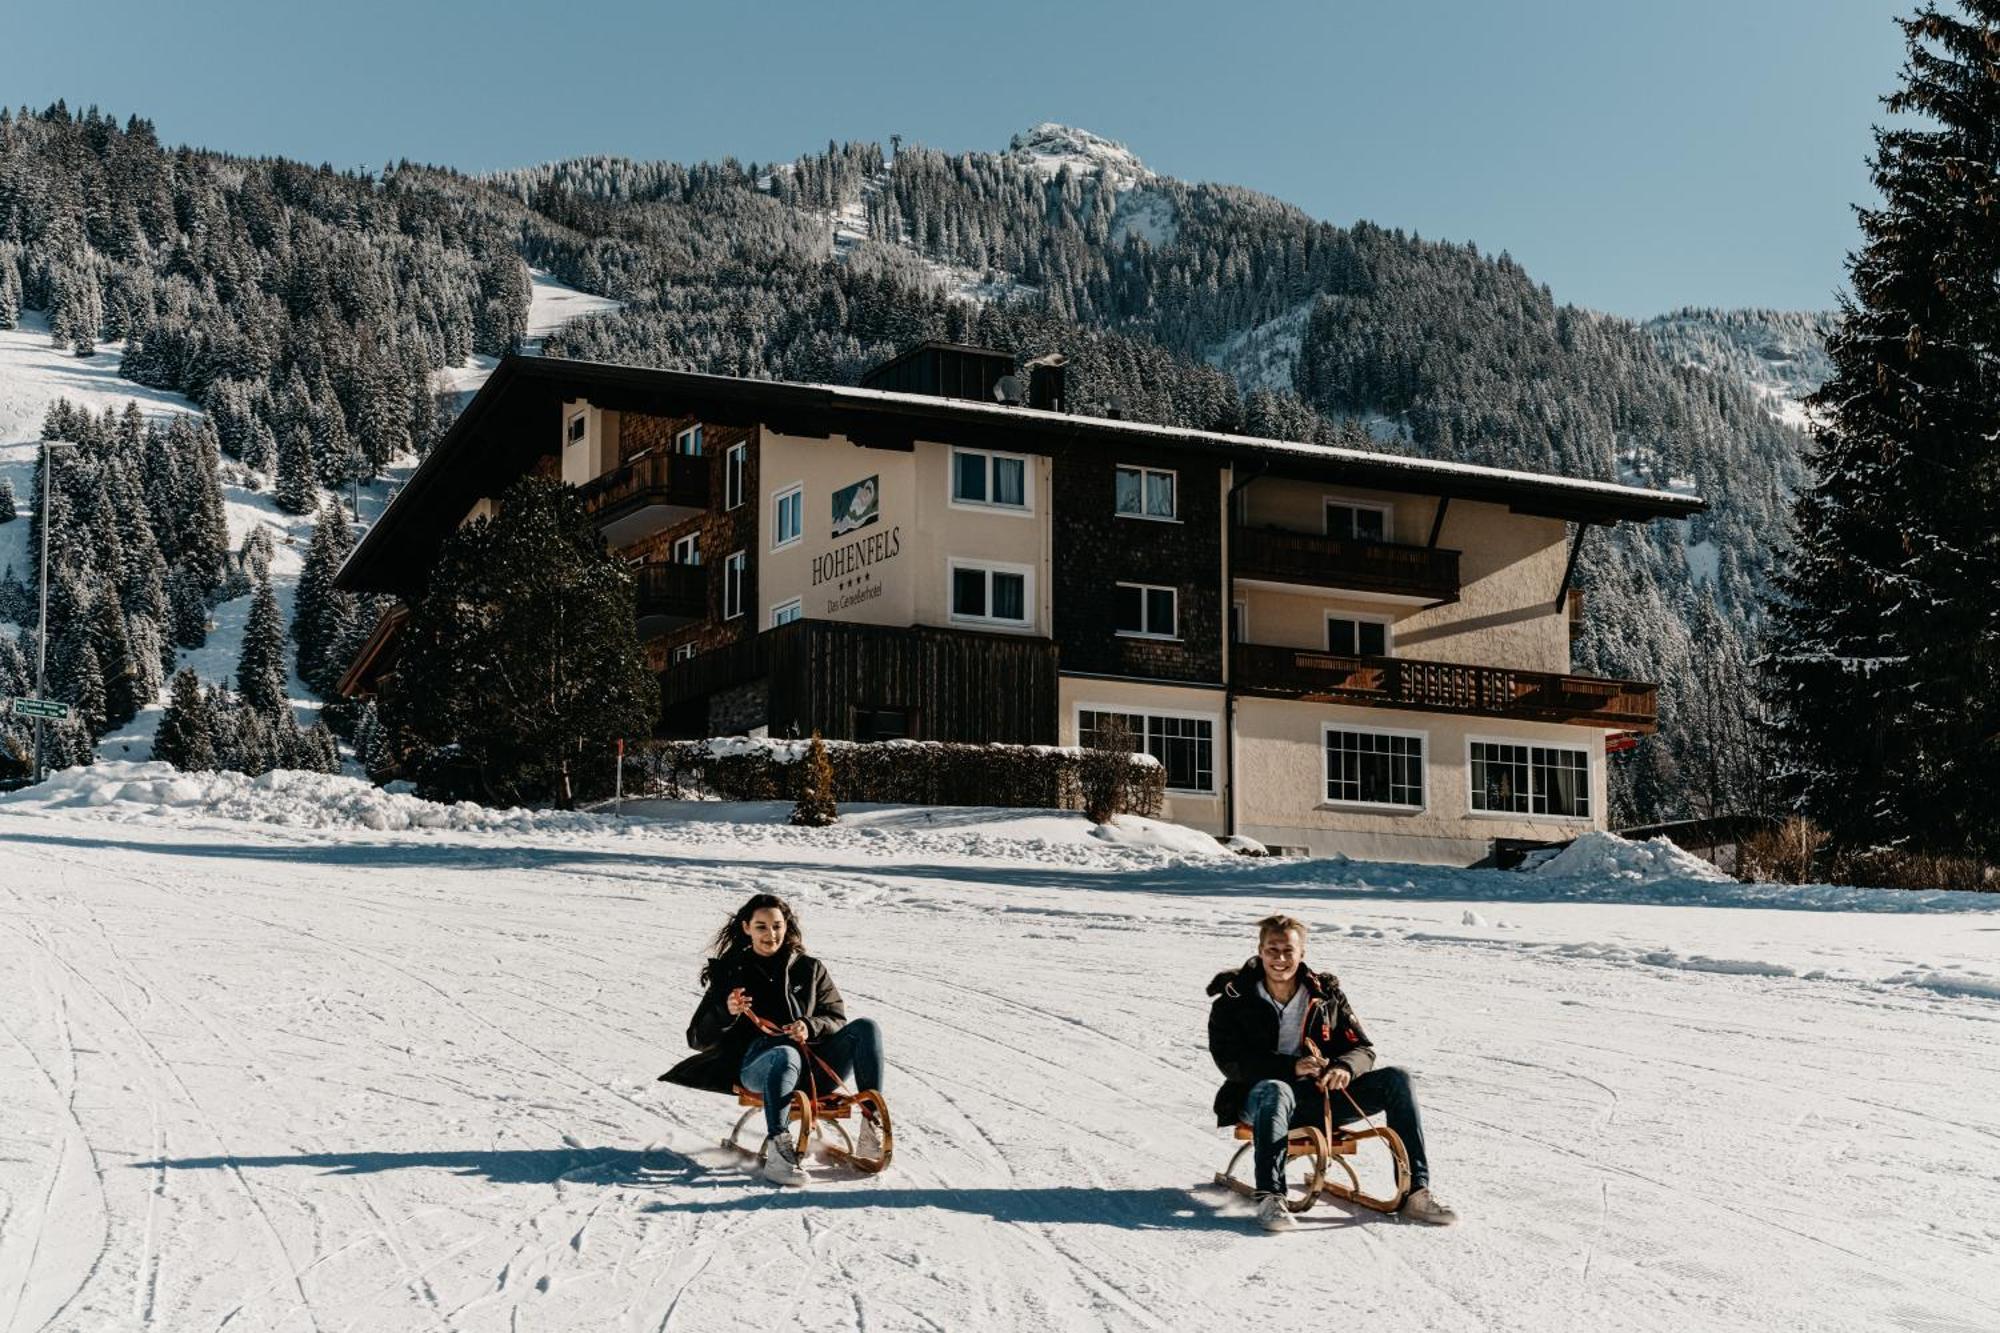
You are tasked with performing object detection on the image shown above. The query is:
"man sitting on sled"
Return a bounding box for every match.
[1207,912,1458,1232]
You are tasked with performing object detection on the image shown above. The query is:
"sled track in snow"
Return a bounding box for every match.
[2,818,1998,1331]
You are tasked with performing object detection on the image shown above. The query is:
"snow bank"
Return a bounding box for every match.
[1528,829,1734,884]
[689,734,1160,767]
[1087,814,1227,857]
[5,761,618,834]
[3,761,1231,871]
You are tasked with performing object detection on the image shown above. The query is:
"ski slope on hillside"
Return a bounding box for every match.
[0,272,618,759]
[2,775,1995,1332]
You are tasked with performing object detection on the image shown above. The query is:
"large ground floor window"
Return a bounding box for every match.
[1469,740,1590,818]
[1323,726,1425,809]
[1078,708,1215,794]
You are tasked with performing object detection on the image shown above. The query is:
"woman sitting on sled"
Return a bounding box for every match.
[659,893,890,1185]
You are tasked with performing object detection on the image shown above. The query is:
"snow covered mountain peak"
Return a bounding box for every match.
[1006,123,1150,187]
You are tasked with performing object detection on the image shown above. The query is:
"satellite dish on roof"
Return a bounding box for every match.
[994,375,1025,405]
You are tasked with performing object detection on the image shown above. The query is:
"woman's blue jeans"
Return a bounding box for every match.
[739,1018,885,1138]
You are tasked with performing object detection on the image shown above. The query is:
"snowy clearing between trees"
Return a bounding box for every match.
[3,779,1998,1332]
[1,265,621,770]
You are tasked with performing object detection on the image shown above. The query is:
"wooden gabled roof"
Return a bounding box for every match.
[337,354,1705,597]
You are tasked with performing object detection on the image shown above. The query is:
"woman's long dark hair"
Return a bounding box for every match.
[700,893,806,984]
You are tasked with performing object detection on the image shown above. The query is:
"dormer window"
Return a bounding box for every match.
[566,412,587,445]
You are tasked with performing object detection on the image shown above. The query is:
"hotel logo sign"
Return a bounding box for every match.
[813,473,901,612]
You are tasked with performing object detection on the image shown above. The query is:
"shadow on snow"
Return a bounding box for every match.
[12,827,1993,915]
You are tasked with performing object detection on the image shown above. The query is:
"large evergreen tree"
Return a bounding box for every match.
[1765,1,2000,857]
[152,668,216,771]
[274,423,316,515]
[293,503,356,696]
[236,575,289,717]
[383,476,657,807]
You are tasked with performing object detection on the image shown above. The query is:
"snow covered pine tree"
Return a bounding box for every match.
[1765,0,2000,860]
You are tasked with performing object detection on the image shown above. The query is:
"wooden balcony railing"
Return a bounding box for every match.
[634,561,707,623]
[1232,641,1657,731]
[1233,525,1460,603]
[661,622,792,708]
[578,452,708,524]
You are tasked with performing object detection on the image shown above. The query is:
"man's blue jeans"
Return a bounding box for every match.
[739,1018,885,1138]
[1243,1066,1430,1195]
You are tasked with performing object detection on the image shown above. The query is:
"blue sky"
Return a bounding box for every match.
[4,0,1906,317]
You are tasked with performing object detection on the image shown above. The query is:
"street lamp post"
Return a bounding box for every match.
[33,440,79,784]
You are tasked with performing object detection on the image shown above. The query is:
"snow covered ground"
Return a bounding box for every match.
[3,771,1997,1332]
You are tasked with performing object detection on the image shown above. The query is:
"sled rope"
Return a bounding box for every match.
[739,1005,852,1102]
[1303,1034,1379,1129]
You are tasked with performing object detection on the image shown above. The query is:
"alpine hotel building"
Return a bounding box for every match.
[337,343,1703,864]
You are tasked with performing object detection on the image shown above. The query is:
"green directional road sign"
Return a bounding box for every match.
[5,697,71,721]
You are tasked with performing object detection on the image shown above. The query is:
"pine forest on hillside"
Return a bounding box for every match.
[0,104,1830,825]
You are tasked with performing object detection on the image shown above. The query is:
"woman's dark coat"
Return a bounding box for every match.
[1205,959,1376,1126]
[658,949,847,1094]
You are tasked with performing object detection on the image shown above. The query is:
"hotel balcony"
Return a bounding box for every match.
[633,561,707,638]
[1231,641,1657,731]
[579,452,708,546]
[1231,525,1460,604]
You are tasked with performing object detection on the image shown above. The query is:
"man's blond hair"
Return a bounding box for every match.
[1256,913,1307,944]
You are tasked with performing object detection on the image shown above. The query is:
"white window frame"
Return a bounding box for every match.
[947,557,1035,630]
[1465,735,1594,822]
[771,596,803,628]
[1114,464,1180,522]
[671,533,700,566]
[1320,721,1429,813]
[566,411,588,445]
[948,447,1034,515]
[1073,702,1221,796]
[675,424,704,457]
[723,550,747,620]
[1114,581,1179,640]
[1324,495,1393,542]
[1325,610,1395,658]
[671,642,697,664]
[725,442,747,510]
[772,483,804,551]
[1232,599,1248,644]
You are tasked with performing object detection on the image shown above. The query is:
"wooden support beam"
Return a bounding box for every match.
[1427,496,1451,548]
[1554,522,1590,611]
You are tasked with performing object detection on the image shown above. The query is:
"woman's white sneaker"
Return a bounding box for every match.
[1255,1192,1297,1232]
[760,1133,809,1186]
[1400,1187,1458,1225]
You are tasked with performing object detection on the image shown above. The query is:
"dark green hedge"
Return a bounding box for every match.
[638,737,1164,820]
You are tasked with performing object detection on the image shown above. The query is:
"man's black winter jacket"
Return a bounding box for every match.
[657,949,846,1094]
[1205,959,1376,1125]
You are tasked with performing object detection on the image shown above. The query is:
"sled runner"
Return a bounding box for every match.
[717,1009,893,1175]
[1213,1083,1411,1215]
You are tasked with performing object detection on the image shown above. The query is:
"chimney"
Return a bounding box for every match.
[1025,353,1068,413]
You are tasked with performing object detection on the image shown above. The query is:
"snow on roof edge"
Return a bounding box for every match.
[524,354,1707,514]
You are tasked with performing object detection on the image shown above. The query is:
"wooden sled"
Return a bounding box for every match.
[1213,1092,1411,1215]
[721,1085,894,1175]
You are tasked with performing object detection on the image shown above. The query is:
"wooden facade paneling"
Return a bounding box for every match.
[1051,444,1226,684]
[660,620,1058,744]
